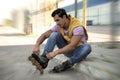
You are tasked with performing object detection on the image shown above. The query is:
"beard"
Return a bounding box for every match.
[61,22,66,29]
[58,22,67,29]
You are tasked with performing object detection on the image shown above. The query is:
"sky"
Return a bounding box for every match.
[0,0,34,24]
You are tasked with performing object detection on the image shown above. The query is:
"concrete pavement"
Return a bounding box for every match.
[0,26,92,80]
[0,26,120,80]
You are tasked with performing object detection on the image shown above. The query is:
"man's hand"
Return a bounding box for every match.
[46,51,57,59]
[33,47,40,55]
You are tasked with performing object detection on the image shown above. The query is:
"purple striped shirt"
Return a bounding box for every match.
[51,25,86,43]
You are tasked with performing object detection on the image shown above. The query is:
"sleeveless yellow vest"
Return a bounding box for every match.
[58,15,88,46]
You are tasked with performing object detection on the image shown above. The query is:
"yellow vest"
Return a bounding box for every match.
[59,15,88,46]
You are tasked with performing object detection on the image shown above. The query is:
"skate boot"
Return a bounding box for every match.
[51,60,74,73]
[28,53,49,74]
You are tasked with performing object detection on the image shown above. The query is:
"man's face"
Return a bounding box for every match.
[53,14,66,28]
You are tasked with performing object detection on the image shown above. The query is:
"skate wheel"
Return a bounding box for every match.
[31,58,37,65]
[35,62,44,74]
[28,56,44,74]
[40,70,43,74]
[31,58,44,74]
[28,56,32,61]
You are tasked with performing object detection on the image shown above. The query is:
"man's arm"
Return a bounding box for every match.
[35,30,53,47]
[46,35,82,59]
[33,30,53,54]
[56,35,82,54]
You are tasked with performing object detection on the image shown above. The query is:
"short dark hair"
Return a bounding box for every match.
[51,8,68,18]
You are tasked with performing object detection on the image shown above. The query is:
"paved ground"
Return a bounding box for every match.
[0,26,120,80]
[0,45,93,80]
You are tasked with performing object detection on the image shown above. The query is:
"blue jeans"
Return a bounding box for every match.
[43,32,92,64]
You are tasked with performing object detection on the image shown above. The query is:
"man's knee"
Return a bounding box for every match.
[49,32,61,39]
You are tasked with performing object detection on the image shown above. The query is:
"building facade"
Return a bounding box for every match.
[11,0,120,35]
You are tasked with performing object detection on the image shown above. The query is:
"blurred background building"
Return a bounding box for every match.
[11,9,31,33]
[11,0,120,35]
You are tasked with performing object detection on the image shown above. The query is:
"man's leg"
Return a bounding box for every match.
[52,43,92,72]
[70,43,92,64]
[43,32,67,55]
